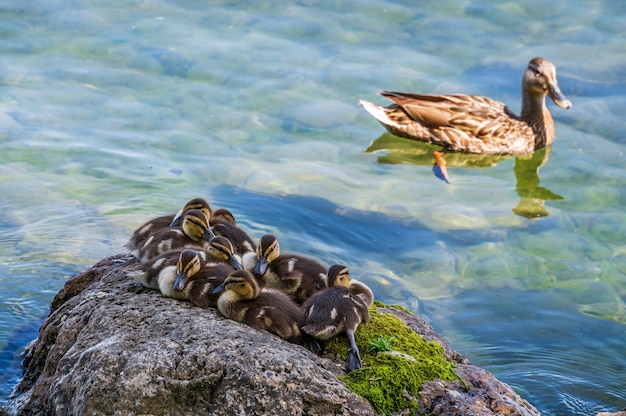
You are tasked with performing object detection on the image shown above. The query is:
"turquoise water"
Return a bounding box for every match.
[1,1,625,414]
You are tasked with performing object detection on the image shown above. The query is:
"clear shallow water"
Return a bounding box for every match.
[1,1,625,414]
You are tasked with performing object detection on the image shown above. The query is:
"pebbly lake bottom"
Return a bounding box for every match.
[1,185,624,415]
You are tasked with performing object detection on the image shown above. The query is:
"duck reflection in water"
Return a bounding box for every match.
[364,133,563,219]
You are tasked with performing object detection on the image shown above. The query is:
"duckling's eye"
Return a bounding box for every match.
[188,218,203,227]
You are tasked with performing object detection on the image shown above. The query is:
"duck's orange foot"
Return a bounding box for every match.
[432,151,450,184]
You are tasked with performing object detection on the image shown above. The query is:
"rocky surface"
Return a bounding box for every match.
[4,254,541,415]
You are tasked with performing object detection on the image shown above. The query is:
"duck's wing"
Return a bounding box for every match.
[382,91,508,134]
[380,91,530,153]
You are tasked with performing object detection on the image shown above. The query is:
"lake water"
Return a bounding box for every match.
[1,1,625,414]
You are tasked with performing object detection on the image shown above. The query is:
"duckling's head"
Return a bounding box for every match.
[327,264,352,289]
[212,208,237,225]
[212,269,260,300]
[523,57,571,109]
[173,249,204,291]
[207,236,243,269]
[170,198,213,227]
[253,234,280,275]
[181,209,215,242]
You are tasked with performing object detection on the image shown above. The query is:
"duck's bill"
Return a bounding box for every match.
[173,271,187,291]
[547,84,572,109]
[169,209,184,227]
[212,282,226,294]
[230,255,244,270]
[203,227,216,240]
[253,256,268,275]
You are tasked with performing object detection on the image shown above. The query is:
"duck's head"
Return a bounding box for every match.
[173,249,204,291]
[327,264,352,288]
[181,209,216,242]
[170,198,213,227]
[212,269,260,300]
[212,208,237,225]
[253,234,280,275]
[207,236,243,269]
[523,57,572,109]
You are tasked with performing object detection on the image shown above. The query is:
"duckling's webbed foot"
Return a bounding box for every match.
[346,329,362,371]
[347,348,362,371]
[303,335,323,355]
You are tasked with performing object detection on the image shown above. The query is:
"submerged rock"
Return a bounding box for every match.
[4,254,540,416]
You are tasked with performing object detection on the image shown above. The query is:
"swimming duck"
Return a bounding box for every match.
[172,248,235,308]
[127,197,212,251]
[212,269,304,344]
[301,264,374,371]
[252,234,328,302]
[133,209,215,261]
[359,57,572,155]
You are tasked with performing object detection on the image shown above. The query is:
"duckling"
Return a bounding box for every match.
[126,236,240,289]
[126,248,205,290]
[204,235,244,270]
[301,264,374,371]
[172,248,235,308]
[127,198,212,251]
[168,198,213,228]
[126,249,202,301]
[210,216,256,259]
[252,234,327,302]
[133,209,215,261]
[212,269,304,344]
[212,207,237,225]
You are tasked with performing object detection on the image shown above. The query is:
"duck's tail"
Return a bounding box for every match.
[359,100,397,127]
[359,99,426,142]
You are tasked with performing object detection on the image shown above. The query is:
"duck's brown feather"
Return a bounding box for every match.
[360,58,571,155]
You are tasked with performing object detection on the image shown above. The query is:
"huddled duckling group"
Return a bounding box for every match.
[125,197,374,371]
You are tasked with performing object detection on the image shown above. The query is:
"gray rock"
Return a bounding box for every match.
[4,254,540,416]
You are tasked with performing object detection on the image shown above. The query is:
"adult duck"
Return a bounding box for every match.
[359,57,572,154]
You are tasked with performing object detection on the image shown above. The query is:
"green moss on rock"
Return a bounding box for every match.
[374,299,413,315]
[324,305,461,415]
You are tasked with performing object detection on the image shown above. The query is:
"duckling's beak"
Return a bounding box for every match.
[229,255,243,270]
[203,227,216,241]
[212,281,226,294]
[546,83,572,109]
[254,256,268,275]
[169,210,184,227]
[173,271,187,291]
